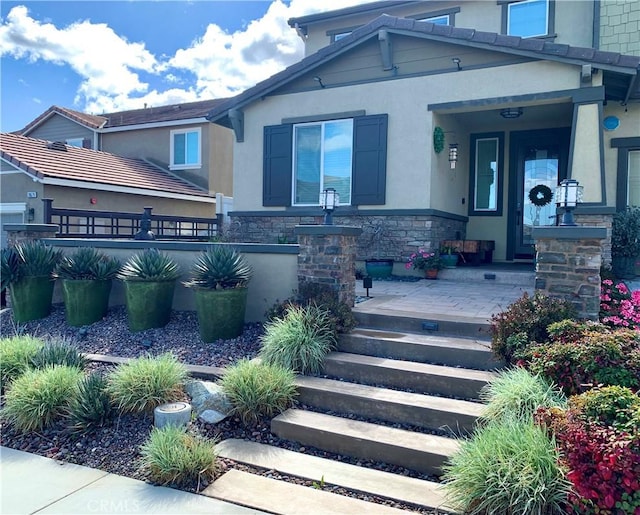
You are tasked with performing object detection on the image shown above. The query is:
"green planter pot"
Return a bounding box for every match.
[62,279,112,327]
[9,276,55,323]
[365,259,394,279]
[123,280,176,332]
[441,254,458,269]
[194,287,248,342]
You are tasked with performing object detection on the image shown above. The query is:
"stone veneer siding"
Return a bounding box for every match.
[599,0,640,56]
[575,212,614,266]
[533,226,607,320]
[3,224,59,247]
[228,213,467,262]
[294,225,362,307]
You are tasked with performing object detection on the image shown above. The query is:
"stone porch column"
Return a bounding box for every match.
[294,225,362,307]
[532,226,607,320]
[3,223,59,247]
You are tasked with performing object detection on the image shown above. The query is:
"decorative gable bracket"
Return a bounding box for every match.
[378,30,394,72]
[229,108,245,143]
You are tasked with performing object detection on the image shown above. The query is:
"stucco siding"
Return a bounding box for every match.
[26,114,94,143]
[1,172,43,210]
[210,124,234,196]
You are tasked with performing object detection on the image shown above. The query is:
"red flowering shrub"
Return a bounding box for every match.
[519,325,640,395]
[536,387,640,514]
[600,279,640,330]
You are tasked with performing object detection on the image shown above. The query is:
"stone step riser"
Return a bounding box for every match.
[297,382,478,434]
[338,333,501,370]
[322,356,490,400]
[271,410,458,476]
[354,312,490,338]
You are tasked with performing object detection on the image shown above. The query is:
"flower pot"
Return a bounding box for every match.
[62,279,112,327]
[441,254,458,269]
[123,280,176,332]
[365,259,394,279]
[611,256,637,280]
[194,287,248,342]
[424,269,439,280]
[9,276,55,323]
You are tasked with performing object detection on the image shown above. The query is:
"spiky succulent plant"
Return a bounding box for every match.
[184,246,252,290]
[2,241,61,284]
[1,247,20,290]
[117,248,180,282]
[55,247,121,281]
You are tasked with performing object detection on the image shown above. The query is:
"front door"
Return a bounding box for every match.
[509,128,570,259]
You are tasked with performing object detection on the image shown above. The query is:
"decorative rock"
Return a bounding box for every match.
[198,409,228,425]
[185,380,233,422]
[154,402,192,429]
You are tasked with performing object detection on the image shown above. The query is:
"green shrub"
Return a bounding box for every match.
[67,372,115,430]
[140,425,217,487]
[107,353,187,413]
[3,365,83,432]
[520,327,640,395]
[480,367,567,423]
[260,304,336,374]
[220,359,297,425]
[571,385,640,433]
[30,339,88,371]
[0,335,43,390]
[490,292,576,363]
[443,417,571,515]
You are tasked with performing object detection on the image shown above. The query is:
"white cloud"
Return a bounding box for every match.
[32,97,41,104]
[1,0,374,114]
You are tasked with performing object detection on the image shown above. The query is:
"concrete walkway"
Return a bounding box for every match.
[0,447,265,515]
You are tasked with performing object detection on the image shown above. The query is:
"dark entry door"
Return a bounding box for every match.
[509,128,570,259]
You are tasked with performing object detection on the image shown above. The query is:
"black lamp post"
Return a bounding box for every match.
[320,188,339,225]
[555,179,584,226]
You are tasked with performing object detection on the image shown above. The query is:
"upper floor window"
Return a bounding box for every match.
[66,138,84,147]
[293,119,353,205]
[504,0,553,38]
[417,15,450,25]
[170,128,201,169]
[333,32,351,41]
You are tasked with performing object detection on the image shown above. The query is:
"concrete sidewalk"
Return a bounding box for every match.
[0,447,264,515]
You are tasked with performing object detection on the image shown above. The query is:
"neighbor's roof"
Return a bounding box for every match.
[208,14,640,125]
[288,1,417,30]
[21,98,230,135]
[0,132,211,198]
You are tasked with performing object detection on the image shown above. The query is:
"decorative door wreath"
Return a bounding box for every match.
[528,184,553,207]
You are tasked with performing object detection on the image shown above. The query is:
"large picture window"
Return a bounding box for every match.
[293,119,353,205]
[170,128,201,169]
[469,133,504,216]
[505,0,551,38]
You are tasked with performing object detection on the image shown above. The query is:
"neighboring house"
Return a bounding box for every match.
[18,98,234,202]
[206,0,639,264]
[0,133,215,248]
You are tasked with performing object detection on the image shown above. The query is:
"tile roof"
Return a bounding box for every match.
[21,106,108,134]
[288,1,416,29]
[0,133,211,198]
[208,14,640,125]
[102,98,229,128]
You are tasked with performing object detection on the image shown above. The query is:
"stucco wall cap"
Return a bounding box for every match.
[532,226,607,240]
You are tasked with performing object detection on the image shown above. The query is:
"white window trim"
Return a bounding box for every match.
[474,137,499,212]
[170,127,202,170]
[291,119,353,207]
[0,202,27,214]
[507,0,549,38]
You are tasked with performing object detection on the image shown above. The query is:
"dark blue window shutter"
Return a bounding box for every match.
[352,114,388,205]
[263,124,292,206]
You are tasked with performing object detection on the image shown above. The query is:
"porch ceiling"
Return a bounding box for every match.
[447,102,574,131]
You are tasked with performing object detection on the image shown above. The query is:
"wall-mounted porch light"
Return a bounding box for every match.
[448,143,459,169]
[555,179,584,226]
[320,188,339,225]
[500,107,523,119]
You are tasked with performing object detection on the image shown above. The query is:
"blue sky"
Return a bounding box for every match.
[1,0,367,133]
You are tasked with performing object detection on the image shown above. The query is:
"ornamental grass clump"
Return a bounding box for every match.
[67,371,115,431]
[220,359,297,426]
[30,339,88,371]
[480,367,567,423]
[0,335,43,390]
[140,425,218,488]
[3,365,84,432]
[107,353,187,414]
[260,304,336,374]
[443,417,571,515]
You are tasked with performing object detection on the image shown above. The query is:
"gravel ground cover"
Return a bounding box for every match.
[0,304,443,514]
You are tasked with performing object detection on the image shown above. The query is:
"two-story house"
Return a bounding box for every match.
[1,99,234,245]
[206,0,639,266]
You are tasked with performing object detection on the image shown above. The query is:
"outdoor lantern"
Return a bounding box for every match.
[448,143,458,169]
[555,179,584,226]
[320,188,339,225]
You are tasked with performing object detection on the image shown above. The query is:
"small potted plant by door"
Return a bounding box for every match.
[1,241,61,323]
[440,245,459,269]
[405,249,442,279]
[55,248,121,327]
[363,218,395,278]
[184,246,252,342]
[611,207,640,279]
[118,249,180,332]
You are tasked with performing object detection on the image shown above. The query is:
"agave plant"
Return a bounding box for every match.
[55,248,121,281]
[184,246,252,290]
[6,241,62,281]
[1,247,20,290]
[117,248,180,282]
